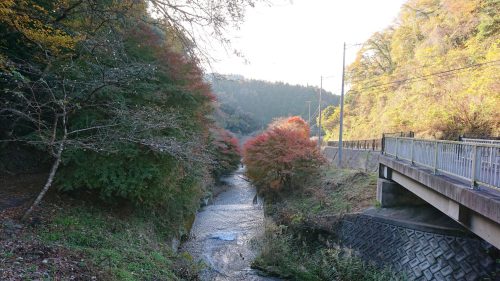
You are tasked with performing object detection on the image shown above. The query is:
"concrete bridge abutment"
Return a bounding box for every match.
[377,178,427,208]
[377,157,500,250]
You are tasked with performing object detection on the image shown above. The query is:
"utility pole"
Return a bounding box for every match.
[306,101,311,124]
[318,76,323,147]
[338,42,346,167]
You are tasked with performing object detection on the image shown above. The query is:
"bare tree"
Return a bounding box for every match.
[3,66,203,220]
[1,33,177,220]
[148,0,260,62]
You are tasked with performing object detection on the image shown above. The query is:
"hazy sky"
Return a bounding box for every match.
[209,0,407,93]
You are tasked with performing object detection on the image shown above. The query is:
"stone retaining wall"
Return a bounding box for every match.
[337,214,498,280]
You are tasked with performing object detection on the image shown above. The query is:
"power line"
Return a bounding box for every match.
[353,60,500,92]
[344,46,496,85]
[305,101,311,124]
[348,71,499,97]
[347,58,499,87]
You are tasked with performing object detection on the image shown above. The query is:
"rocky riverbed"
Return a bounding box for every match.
[182,167,279,281]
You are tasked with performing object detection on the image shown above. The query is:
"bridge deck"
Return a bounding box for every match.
[380,155,500,223]
[379,155,500,249]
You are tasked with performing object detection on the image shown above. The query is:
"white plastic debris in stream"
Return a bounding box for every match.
[210,232,237,241]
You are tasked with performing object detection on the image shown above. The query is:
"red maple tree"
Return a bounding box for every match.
[211,127,241,177]
[243,117,325,195]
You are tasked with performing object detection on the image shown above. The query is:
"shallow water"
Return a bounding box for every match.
[182,167,279,281]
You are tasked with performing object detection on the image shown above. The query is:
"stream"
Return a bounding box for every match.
[182,167,280,281]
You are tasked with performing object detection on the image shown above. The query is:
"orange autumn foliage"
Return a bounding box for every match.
[243,117,325,195]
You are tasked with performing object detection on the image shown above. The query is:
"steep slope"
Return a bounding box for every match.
[322,0,499,140]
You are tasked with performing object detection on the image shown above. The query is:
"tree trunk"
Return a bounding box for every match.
[21,138,65,221]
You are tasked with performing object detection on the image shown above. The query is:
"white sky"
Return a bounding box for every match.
[209,0,406,93]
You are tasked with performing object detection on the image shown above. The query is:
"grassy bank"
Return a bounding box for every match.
[267,167,378,225]
[0,199,202,280]
[253,166,401,280]
[252,220,397,281]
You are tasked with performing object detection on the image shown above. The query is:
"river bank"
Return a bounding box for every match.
[252,167,401,281]
[0,178,202,280]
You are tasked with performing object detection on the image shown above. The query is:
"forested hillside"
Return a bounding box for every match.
[321,0,499,140]
[0,0,245,211]
[0,1,246,278]
[210,75,340,134]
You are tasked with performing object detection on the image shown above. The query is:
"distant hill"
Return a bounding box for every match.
[209,74,340,135]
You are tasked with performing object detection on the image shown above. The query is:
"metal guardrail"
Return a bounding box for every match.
[383,131,415,138]
[383,137,500,189]
[326,132,414,151]
[327,139,382,151]
[461,138,500,145]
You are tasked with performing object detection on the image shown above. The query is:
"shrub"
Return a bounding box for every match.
[253,220,399,281]
[51,21,217,234]
[243,116,325,195]
[210,128,241,177]
[57,147,203,233]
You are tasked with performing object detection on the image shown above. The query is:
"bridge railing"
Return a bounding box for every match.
[327,139,382,151]
[461,137,500,145]
[383,137,500,189]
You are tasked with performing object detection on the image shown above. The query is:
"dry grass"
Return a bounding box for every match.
[253,167,401,280]
[266,166,378,225]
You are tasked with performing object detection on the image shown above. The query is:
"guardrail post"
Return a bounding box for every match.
[433,142,438,174]
[381,134,385,155]
[493,147,497,187]
[410,139,415,165]
[471,145,477,189]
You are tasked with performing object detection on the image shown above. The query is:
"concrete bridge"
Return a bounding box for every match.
[377,137,500,249]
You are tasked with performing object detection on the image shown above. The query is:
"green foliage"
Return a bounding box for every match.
[58,150,202,223]
[38,204,202,281]
[210,75,340,133]
[214,103,260,135]
[322,0,500,140]
[267,167,378,225]
[243,117,325,196]
[477,0,500,38]
[0,0,237,240]
[253,221,399,281]
[48,14,212,228]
